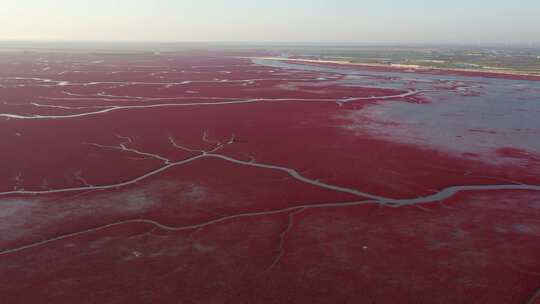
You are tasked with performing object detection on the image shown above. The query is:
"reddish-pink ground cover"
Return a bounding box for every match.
[0,53,539,303]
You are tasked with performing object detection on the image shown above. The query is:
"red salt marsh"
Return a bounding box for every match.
[0,53,539,304]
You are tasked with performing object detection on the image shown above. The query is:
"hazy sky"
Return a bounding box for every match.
[1,0,539,44]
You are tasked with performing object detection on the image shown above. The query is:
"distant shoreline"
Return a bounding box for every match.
[250,56,540,79]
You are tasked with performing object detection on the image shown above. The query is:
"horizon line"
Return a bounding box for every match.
[1,40,540,47]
